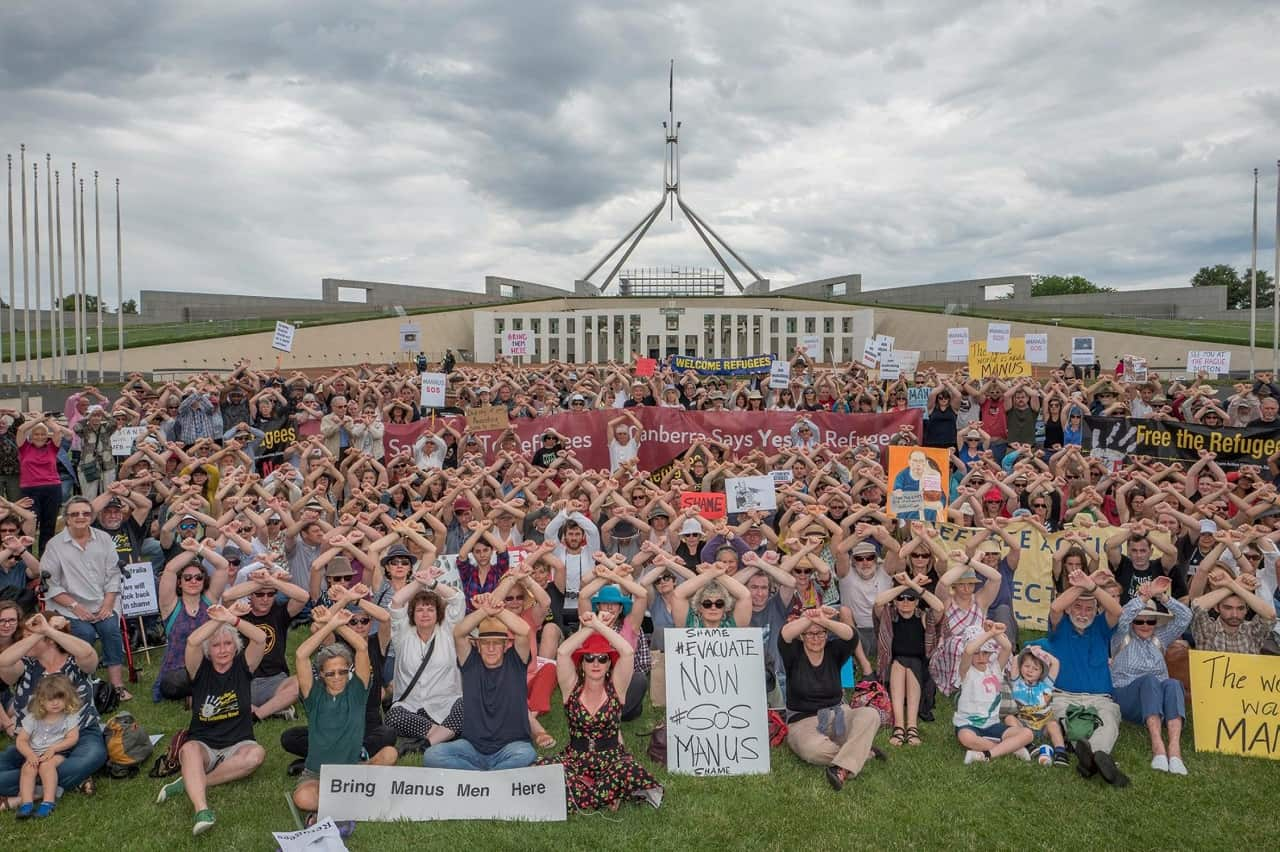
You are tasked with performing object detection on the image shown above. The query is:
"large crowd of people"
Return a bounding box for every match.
[0,349,1277,834]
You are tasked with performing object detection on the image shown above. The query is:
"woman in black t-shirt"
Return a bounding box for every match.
[156,602,267,837]
[778,606,885,791]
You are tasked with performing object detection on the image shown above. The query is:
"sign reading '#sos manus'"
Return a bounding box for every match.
[318,764,567,822]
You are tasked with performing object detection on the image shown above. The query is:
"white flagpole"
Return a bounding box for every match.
[79,176,86,382]
[45,155,54,380]
[1274,159,1280,374]
[6,154,13,382]
[94,170,102,382]
[1251,167,1259,378]
[20,145,29,383]
[115,178,123,377]
[55,170,64,382]
[32,161,41,382]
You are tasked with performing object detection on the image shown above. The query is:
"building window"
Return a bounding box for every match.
[804,317,816,333]
[841,317,851,334]
[531,318,541,334]
[667,314,680,331]
[831,282,846,297]
[495,318,505,334]
[567,318,576,333]
[824,317,834,334]
[513,318,523,331]
[550,318,559,334]
[786,317,797,334]
[770,317,779,333]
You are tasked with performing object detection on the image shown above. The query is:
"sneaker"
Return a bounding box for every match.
[192,808,216,836]
[275,706,298,722]
[334,820,357,838]
[15,802,33,820]
[825,765,848,790]
[1013,747,1031,762]
[287,758,307,777]
[156,778,186,804]
[1151,754,1170,772]
[33,802,55,818]
[1168,756,1188,776]
[1053,749,1070,768]
[964,750,988,765]
[1094,751,1130,788]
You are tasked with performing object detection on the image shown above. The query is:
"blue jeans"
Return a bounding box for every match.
[0,725,107,796]
[1112,674,1185,724]
[421,739,536,771]
[68,614,125,668]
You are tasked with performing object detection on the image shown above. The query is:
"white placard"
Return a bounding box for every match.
[1071,336,1095,367]
[894,350,920,374]
[319,764,566,822]
[879,351,901,381]
[272,321,296,353]
[907,387,931,410]
[1187,350,1230,376]
[860,339,879,369]
[799,335,821,360]
[768,360,791,390]
[420,372,447,409]
[119,562,158,617]
[946,328,970,362]
[110,426,147,456]
[725,475,777,513]
[986,322,1011,354]
[502,330,533,357]
[273,818,349,852]
[770,469,794,485]
[874,334,895,357]
[1024,333,1049,364]
[400,323,421,353]
[1131,357,1147,381]
[664,627,770,776]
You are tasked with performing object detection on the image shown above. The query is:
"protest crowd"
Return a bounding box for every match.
[1,345,1278,835]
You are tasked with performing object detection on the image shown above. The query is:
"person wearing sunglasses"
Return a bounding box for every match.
[539,612,662,811]
[578,563,650,722]
[874,573,944,746]
[289,601,397,826]
[964,527,1022,650]
[154,541,231,701]
[221,566,311,722]
[491,563,557,749]
[779,606,885,791]
[929,548,1003,699]
[671,565,752,630]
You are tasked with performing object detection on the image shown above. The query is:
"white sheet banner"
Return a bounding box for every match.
[503,330,533,357]
[420,372,447,409]
[119,562,159,617]
[1187,350,1230,376]
[272,321,296,353]
[1024,333,1048,364]
[664,627,770,776]
[318,764,567,822]
[986,322,1011,354]
[725,475,777,513]
[946,328,969,362]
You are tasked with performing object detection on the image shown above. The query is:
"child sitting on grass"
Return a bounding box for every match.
[15,674,82,819]
[1005,645,1069,767]
[953,620,1033,764]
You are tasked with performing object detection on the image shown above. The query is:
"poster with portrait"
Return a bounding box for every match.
[886,445,950,522]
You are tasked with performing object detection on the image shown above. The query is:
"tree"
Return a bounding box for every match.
[1030,275,1115,297]
[57,294,99,312]
[121,298,138,315]
[1192,264,1275,309]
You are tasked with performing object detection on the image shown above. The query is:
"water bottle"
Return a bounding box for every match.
[1037,744,1054,766]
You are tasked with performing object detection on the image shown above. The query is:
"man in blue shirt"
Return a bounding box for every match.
[1046,567,1127,787]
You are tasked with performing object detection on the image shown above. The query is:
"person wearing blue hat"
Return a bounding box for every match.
[578,562,649,721]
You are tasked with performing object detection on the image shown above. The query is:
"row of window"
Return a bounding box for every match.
[492,314,855,335]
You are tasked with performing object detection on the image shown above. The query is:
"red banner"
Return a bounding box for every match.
[383,408,921,471]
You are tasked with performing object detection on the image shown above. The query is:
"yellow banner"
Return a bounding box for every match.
[1190,649,1280,760]
[968,339,1031,379]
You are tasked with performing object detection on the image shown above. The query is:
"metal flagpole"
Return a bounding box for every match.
[32,162,41,381]
[6,154,13,382]
[1274,159,1280,374]
[79,176,86,382]
[20,145,29,383]
[45,155,54,381]
[115,178,123,377]
[94,171,102,382]
[55,171,64,382]
[1251,167,1258,378]
[71,163,81,382]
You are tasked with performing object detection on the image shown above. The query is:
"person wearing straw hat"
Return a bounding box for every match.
[422,592,535,771]
[1109,577,1193,774]
[965,523,1022,649]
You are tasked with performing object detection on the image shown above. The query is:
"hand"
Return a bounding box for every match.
[1150,576,1172,598]
[207,604,237,624]
[1067,569,1093,590]
[23,613,51,637]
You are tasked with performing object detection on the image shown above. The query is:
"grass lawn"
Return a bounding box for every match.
[6,627,1278,852]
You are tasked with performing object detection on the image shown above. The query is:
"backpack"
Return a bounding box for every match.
[767,710,788,747]
[849,679,892,728]
[1064,704,1103,743]
[103,711,155,779]
[645,723,667,764]
[148,728,190,779]
[92,678,120,716]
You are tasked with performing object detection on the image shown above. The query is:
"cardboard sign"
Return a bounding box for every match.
[946,327,970,362]
[1189,649,1280,761]
[110,425,147,456]
[725,475,776,514]
[273,818,349,852]
[886,445,950,522]
[907,387,931,411]
[1024,333,1048,365]
[272,321,296,353]
[664,627,770,776]
[1071,336,1095,367]
[635,357,657,377]
[464,405,510,432]
[318,764,567,822]
[799,335,821,360]
[879,351,901,381]
[860,339,879,369]
[119,562,159,617]
[1188,350,1231,376]
[400,323,421,353]
[768,359,791,390]
[986,322,1011,354]
[680,491,727,520]
[420,373,448,409]
[894,350,920,374]
[502,330,533,357]
[968,339,1031,379]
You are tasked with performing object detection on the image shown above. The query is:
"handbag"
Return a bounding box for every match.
[395,636,437,703]
[81,457,101,483]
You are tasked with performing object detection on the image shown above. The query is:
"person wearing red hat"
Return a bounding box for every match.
[538,613,662,811]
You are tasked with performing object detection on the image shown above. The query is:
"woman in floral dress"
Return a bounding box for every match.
[538,613,662,811]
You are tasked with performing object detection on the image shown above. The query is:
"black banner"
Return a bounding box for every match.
[1085,416,1280,469]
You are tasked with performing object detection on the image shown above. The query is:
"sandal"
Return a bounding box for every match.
[888,726,906,746]
[906,727,922,746]
[534,732,557,749]
[115,686,133,702]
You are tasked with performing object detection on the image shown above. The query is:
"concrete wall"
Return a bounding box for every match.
[759,272,862,299]
[484,276,570,300]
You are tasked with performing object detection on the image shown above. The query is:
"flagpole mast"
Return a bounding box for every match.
[115,178,123,377]
[32,162,41,382]
[5,154,13,382]
[94,170,103,382]
[79,176,87,382]
[20,145,29,384]
[45,155,54,381]
[1274,158,1280,374]
[1251,167,1259,379]
[71,163,79,382]
[55,171,64,382]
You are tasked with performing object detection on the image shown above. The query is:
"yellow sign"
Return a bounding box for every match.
[1189,649,1280,760]
[968,339,1031,379]
[464,405,511,432]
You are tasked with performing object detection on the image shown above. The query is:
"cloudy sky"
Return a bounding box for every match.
[2,0,1278,308]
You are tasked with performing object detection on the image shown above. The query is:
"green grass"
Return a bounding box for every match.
[7,628,1278,852]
